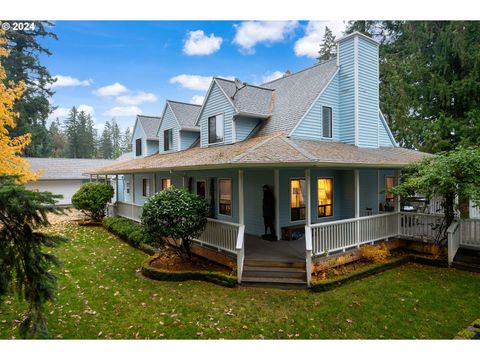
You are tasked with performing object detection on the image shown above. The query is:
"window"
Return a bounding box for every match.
[219,179,232,216]
[290,178,306,221]
[196,180,206,198]
[142,179,150,197]
[322,106,332,138]
[164,129,173,151]
[385,176,395,201]
[125,181,131,194]
[208,114,224,144]
[135,138,142,156]
[317,178,333,217]
[161,178,172,190]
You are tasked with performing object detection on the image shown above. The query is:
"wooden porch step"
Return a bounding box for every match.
[243,259,305,269]
[243,269,306,280]
[452,247,480,273]
[241,276,308,289]
[243,265,306,273]
[452,261,480,273]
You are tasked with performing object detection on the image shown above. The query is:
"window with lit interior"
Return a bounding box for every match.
[161,178,172,190]
[317,178,333,217]
[290,178,306,221]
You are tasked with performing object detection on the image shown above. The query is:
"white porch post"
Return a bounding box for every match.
[115,175,119,202]
[305,169,311,226]
[274,168,280,240]
[238,170,244,225]
[354,169,360,247]
[89,174,92,182]
[131,173,135,219]
[153,173,157,194]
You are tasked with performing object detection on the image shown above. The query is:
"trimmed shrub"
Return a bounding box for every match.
[141,186,209,258]
[102,216,155,255]
[72,182,114,221]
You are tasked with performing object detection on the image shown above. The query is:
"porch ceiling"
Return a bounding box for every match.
[86,132,430,175]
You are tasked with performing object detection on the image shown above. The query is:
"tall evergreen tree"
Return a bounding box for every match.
[64,107,79,158]
[99,120,113,159]
[85,114,97,158]
[110,119,122,159]
[2,21,57,157]
[317,26,337,62]
[121,126,132,153]
[48,118,66,158]
[345,21,480,153]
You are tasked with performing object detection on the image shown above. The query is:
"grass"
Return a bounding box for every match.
[1,222,480,339]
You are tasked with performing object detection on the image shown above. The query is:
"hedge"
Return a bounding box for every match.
[102,216,156,255]
[311,255,448,292]
[141,255,237,288]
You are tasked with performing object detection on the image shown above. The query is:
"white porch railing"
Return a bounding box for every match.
[398,212,444,241]
[447,221,460,265]
[470,200,480,219]
[114,201,143,222]
[459,219,480,248]
[308,213,399,256]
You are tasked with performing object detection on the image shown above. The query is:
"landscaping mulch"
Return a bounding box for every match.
[150,247,232,275]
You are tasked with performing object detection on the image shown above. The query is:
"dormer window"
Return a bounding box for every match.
[135,138,142,156]
[164,129,173,151]
[322,106,332,138]
[208,114,224,144]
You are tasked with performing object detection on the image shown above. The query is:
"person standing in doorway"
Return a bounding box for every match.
[262,184,276,240]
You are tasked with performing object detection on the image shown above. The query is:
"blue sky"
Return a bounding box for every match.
[44,20,346,132]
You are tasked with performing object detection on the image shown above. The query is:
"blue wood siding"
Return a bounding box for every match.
[338,37,356,144]
[235,116,260,141]
[159,105,180,153]
[359,169,379,212]
[180,130,199,150]
[357,37,380,148]
[146,140,159,155]
[132,121,146,159]
[199,82,235,147]
[378,113,395,147]
[291,72,340,140]
[244,169,275,236]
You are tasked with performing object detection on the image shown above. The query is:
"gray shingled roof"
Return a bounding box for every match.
[88,133,430,175]
[167,100,201,130]
[26,158,117,180]
[257,59,338,135]
[137,115,161,140]
[214,78,274,117]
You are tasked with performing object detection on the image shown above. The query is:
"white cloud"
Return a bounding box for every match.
[50,107,71,119]
[103,106,142,117]
[52,75,93,88]
[233,21,298,53]
[183,30,222,56]
[170,74,213,91]
[262,71,284,83]
[170,74,234,91]
[116,91,158,106]
[94,82,128,97]
[77,104,95,117]
[190,95,205,105]
[294,21,346,59]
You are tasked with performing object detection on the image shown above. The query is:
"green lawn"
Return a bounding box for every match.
[1,222,479,339]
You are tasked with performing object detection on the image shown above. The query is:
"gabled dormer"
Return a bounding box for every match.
[157,100,201,153]
[196,78,273,148]
[131,115,161,159]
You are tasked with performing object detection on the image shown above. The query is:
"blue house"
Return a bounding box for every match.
[91,32,429,287]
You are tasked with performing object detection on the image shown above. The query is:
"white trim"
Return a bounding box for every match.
[218,177,233,218]
[288,68,339,137]
[354,36,359,147]
[194,80,215,127]
[232,116,237,143]
[316,176,334,219]
[336,31,380,47]
[379,110,399,147]
[336,43,340,67]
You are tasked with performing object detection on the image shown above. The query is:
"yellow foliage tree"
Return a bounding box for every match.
[0,31,37,182]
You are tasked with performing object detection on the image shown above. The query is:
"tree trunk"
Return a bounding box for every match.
[439,192,456,245]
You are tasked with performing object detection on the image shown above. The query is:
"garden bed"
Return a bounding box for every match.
[142,251,237,287]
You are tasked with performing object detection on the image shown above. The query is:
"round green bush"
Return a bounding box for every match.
[72,182,114,221]
[141,186,209,257]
